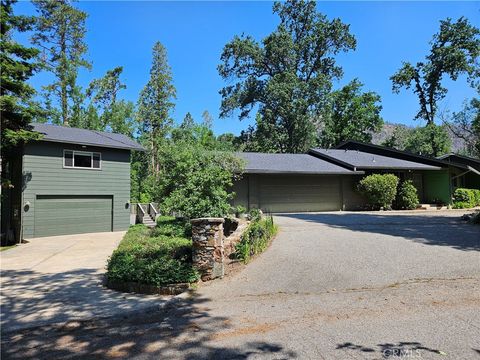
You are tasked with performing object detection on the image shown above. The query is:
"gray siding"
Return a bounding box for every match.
[22,141,131,238]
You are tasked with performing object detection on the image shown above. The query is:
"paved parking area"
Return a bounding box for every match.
[2,210,480,359]
[0,232,170,332]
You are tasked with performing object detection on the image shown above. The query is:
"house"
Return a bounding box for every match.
[232,141,479,213]
[1,123,144,241]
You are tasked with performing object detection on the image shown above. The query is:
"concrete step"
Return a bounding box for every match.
[142,217,156,228]
[418,204,448,210]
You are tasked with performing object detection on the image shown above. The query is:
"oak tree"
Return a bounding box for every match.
[218,0,356,153]
[391,17,480,156]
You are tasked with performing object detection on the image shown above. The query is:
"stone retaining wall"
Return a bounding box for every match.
[191,217,248,281]
[191,218,225,281]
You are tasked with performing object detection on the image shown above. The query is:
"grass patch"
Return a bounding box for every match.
[106,224,198,286]
[235,215,278,263]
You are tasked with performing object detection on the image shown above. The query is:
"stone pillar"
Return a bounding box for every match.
[191,218,225,281]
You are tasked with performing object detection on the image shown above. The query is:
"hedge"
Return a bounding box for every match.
[453,188,480,209]
[106,225,198,286]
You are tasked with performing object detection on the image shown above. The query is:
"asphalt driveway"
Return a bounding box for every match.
[2,210,480,359]
[0,232,171,332]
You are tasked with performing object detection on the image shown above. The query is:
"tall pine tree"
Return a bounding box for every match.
[32,0,91,126]
[1,0,40,147]
[86,66,136,135]
[1,0,41,242]
[137,41,176,176]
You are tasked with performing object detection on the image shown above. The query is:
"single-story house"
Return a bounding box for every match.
[1,123,144,241]
[232,141,480,213]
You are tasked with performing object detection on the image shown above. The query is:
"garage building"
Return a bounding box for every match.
[1,123,144,240]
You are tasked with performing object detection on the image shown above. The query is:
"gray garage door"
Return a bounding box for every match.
[259,175,341,212]
[34,195,113,237]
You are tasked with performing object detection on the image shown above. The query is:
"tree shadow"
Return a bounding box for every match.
[1,292,297,359]
[336,341,447,358]
[275,213,480,251]
[0,268,172,333]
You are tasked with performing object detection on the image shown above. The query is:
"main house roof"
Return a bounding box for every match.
[32,123,144,151]
[237,141,468,174]
[309,148,442,171]
[237,152,364,175]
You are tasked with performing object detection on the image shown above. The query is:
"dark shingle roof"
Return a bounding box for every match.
[336,140,460,169]
[438,153,480,174]
[310,149,442,170]
[237,152,364,174]
[32,123,144,151]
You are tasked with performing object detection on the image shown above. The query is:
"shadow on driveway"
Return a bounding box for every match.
[0,268,169,333]
[275,212,480,251]
[1,293,297,359]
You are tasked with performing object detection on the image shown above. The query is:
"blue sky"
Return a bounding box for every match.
[14,1,480,136]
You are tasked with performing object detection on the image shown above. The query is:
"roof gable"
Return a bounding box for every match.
[32,123,144,151]
[335,140,464,169]
[438,153,480,171]
[309,148,442,170]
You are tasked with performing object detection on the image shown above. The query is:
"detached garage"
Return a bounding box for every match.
[2,123,144,241]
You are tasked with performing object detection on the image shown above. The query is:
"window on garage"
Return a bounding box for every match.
[64,150,101,169]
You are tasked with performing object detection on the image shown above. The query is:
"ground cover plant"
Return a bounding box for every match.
[235,213,278,263]
[106,222,198,287]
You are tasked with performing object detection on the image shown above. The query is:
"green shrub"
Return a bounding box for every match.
[235,205,247,216]
[248,208,262,222]
[153,216,192,238]
[453,201,472,209]
[396,180,419,210]
[235,215,278,263]
[358,174,399,210]
[473,189,480,206]
[453,188,480,209]
[106,225,198,286]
